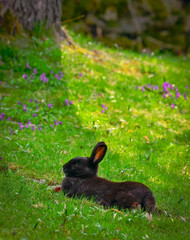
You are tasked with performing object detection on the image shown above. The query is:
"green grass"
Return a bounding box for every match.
[0,31,190,239]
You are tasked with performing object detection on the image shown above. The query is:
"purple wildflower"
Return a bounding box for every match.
[0,113,5,120]
[155,85,158,90]
[184,92,187,100]
[32,125,35,131]
[36,106,39,110]
[148,84,151,88]
[50,70,53,74]
[142,86,145,92]
[176,92,180,99]
[10,129,13,135]
[28,120,31,125]
[59,121,63,125]
[36,100,40,103]
[33,68,37,74]
[171,104,175,109]
[79,73,83,77]
[7,117,11,121]
[48,103,52,109]
[23,104,27,111]
[26,62,31,69]
[54,120,58,126]
[18,101,21,105]
[38,126,42,131]
[0,156,2,160]
[25,123,29,128]
[60,72,64,78]
[55,73,59,79]
[69,101,73,105]
[175,88,178,92]
[101,110,105,113]
[163,94,166,98]
[22,74,28,80]
[186,85,189,89]
[29,98,32,103]
[0,81,1,84]
[33,113,37,118]
[101,104,105,108]
[65,99,69,106]
[50,124,54,128]
[19,123,24,130]
[104,106,108,110]
[40,73,48,83]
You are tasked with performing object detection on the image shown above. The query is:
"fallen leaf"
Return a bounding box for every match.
[144,136,150,143]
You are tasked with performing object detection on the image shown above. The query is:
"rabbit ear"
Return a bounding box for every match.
[90,142,107,164]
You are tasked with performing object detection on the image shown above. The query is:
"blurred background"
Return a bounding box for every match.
[61,0,190,54]
[0,0,190,54]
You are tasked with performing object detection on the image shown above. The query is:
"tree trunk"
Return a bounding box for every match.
[0,0,72,43]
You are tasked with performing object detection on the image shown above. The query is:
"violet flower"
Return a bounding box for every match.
[26,62,31,69]
[59,121,63,125]
[38,126,42,130]
[184,92,187,100]
[32,125,35,131]
[54,120,58,126]
[65,99,69,106]
[48,104,52,109]
[10,129,13,135]
[155,85,158,90]
[176,92,180,99]
[18,101,21,105]
[22,74,28,80]
[69,101,73,105]
[171,104,175,109]
[79,73,83,77]
[142,86,145,92]
[40,73,48,83]
[33,68,37,74]
[29,98,33,103]
[7,117,11,121]
[101,110,105,113]
[50,125,54,128]
[33,113,37,118]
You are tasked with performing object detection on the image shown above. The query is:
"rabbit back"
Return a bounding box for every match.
[62,176,156,213]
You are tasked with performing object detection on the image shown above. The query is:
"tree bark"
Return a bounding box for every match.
[0,0,72,43]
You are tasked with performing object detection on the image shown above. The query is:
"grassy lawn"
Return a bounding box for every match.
[0,31,190,239]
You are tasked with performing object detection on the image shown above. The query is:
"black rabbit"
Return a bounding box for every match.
[62,142,156,213]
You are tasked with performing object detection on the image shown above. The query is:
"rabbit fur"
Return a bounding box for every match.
[62,142,156,213]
